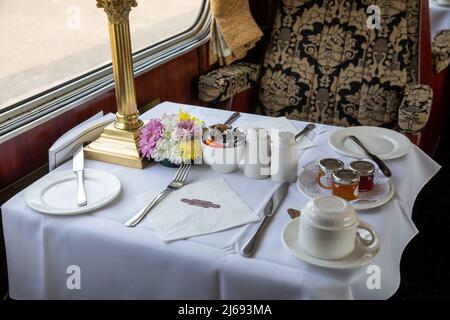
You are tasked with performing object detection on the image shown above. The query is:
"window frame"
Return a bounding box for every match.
[0,0,210,144]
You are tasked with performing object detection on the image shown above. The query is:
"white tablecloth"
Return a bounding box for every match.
[430,0,450,38]
[1,102,441,300]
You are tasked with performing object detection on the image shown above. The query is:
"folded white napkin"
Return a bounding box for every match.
[136,178,260,242]
[48,112,115,170]
[239,117,322,150]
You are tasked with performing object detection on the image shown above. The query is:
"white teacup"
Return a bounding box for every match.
[298,196,376,260]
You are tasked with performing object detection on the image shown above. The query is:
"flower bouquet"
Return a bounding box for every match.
[139,110,204,166]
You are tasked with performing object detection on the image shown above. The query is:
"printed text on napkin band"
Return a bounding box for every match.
[181,198,221,209]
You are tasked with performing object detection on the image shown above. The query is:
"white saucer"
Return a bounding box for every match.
[328,126,411,160]
[296,162,395,210]
[25,169,121,215]
[281,218,381,269]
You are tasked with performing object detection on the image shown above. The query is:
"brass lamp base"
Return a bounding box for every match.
[84,122,147,169]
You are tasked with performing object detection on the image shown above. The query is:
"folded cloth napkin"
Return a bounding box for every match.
[136,178,259,242]
[239,117,326,150]
[48,112,115,170]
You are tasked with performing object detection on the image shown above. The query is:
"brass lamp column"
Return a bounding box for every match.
[84,0,145,168]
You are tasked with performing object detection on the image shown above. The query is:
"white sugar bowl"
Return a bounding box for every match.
[298,196,376,260]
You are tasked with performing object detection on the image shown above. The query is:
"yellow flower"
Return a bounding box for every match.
[179,109,201,124]
[180,138,202,162]
[179,109,190,122]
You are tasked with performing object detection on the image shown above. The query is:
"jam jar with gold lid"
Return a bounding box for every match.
[349,160,375,192]
[317,158,345,189]
[332,169,360,201]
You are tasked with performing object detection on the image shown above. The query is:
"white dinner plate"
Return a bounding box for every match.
[25,169,121,215]
[281,218,381,269]
[328,126,411,160]
[296,162,395,210]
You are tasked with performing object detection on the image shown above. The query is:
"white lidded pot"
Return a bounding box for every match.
[298,196,376,260]
[270,131,300,183]
[243,128,271,179]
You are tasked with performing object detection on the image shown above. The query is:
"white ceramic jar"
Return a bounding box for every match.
[298,196,376,260]
[270,132,299,183]
[244,128,271,179]
[202,140,245,174]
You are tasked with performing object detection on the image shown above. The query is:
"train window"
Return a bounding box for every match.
[0,0,209,141]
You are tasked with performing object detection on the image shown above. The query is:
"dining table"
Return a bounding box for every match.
[1,101,441,300]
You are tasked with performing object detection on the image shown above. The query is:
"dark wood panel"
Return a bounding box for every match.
[135,48,200,106]
[0,92,117,189]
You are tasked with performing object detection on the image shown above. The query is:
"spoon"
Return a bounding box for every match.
[224,112,240,126]
[295,123,315,140]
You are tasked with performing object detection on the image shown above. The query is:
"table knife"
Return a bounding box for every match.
[73,145,87,206]
[240,182,290,258]
[348,135,392,177]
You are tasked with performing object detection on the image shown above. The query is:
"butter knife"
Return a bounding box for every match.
[73,145,87,206]
[240,182,290,257]
[348,135,392,177]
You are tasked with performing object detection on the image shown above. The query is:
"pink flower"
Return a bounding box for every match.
[139,118,163,159]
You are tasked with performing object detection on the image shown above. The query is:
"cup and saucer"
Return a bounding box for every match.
[281,196,380,269]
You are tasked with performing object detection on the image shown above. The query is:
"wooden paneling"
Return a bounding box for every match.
[135,48,200,106]
[0,92,116,190]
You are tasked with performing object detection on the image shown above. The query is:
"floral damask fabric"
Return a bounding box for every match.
[405,0,420,84]
[257,0,422,129]
[398,85,432,133]
[198,62,261,103]
[432,30,450,74]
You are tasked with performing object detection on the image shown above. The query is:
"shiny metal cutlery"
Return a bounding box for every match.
[295,123,315,140]
[73,145,87,207]
[348,135,392,177]
[240,182,290,257]
[125,163,191,227]
[224,112,240,126]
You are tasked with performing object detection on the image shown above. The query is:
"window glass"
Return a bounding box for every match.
[0,0,205,111]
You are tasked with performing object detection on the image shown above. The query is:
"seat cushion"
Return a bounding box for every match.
[198,62,261,103]
[257,0,418,129]
[398,84,432,133]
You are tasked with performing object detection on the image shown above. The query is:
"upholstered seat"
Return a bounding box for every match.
[199,0,445,135]
[433,30,450,74]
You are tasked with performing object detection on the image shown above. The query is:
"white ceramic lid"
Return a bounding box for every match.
[302,196,357,229]
[271,131,295,145]
[246,127,268,139]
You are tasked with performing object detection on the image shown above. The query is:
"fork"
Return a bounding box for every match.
[125,163,192,227]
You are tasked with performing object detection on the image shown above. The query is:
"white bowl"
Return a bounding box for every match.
[202,140,245,174]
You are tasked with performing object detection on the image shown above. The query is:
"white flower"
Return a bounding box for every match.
[150,114,184,163]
